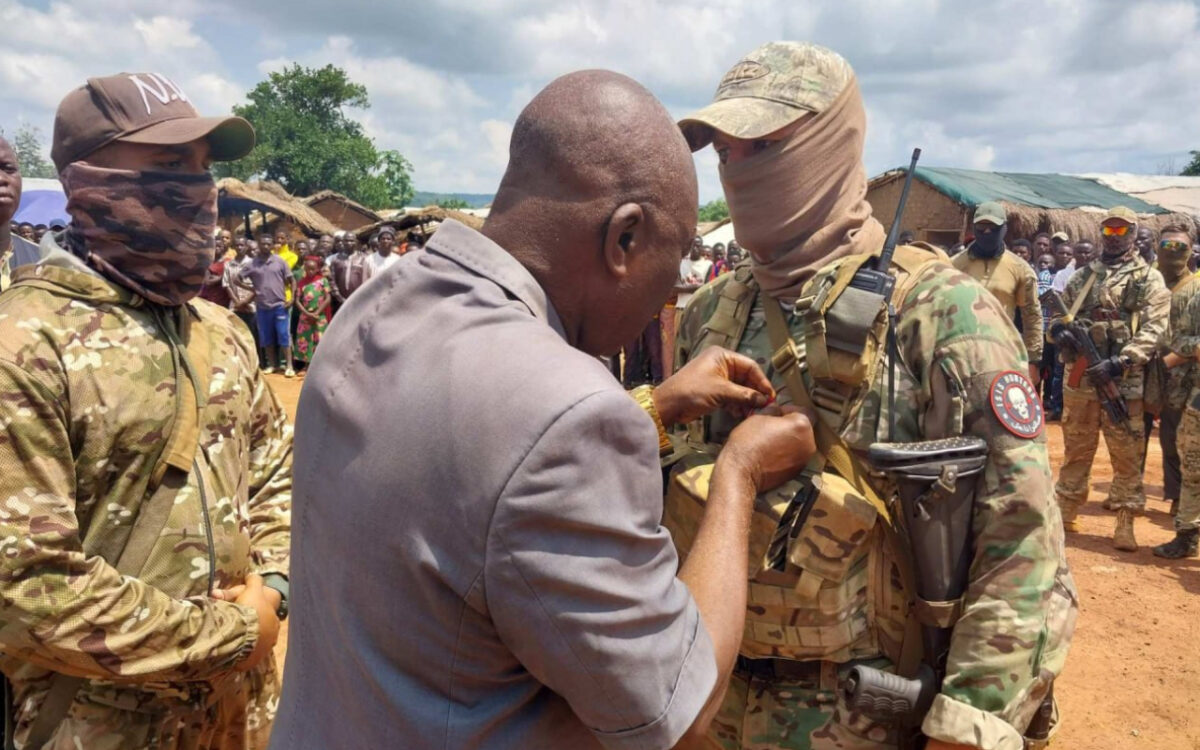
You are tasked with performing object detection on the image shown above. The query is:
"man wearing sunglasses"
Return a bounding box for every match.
[1052,206,1170,551]
[1152,226,1200,558]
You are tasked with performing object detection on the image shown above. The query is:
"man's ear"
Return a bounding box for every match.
[603,203,644,280]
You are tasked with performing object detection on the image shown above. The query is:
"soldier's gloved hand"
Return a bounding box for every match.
[1047,322,1072,349]
[652,347,775,426]
[1087,354,1127,382]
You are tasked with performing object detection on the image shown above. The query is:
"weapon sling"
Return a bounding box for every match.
[762,300,925,680]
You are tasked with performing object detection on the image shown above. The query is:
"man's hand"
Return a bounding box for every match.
[652,347,774,427]
[720,408,816,493]
[1164,351,1186,369]
[1087,354,1126,382]
[213,574,281,672]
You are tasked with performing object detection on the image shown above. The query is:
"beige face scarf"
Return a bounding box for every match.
[719,77,885,304]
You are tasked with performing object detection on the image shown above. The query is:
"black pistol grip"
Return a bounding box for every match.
[844,666,922,721]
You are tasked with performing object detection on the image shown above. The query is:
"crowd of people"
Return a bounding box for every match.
[192,226,425,376]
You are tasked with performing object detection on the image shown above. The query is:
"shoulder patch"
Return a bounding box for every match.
[989,370,1044,439]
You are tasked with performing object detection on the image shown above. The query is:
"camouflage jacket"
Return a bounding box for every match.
[673,254,1077,748]
[1055,256,1170,400]
[1165,274,1200,410]
[0,245,292,717]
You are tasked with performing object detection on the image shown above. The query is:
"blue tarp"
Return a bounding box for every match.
[12,178,68,226]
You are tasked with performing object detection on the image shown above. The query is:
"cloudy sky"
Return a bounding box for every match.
[2,0,1197,202]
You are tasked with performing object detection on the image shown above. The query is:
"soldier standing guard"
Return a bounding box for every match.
[1152,224,1200,558]
[0,73,292,749]
[1052,206,1170,550]
[666,42,1076,750]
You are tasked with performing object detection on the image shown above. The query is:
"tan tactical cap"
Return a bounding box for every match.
[973,201,1007,226]
[51,72,255,173]
[1102,206,1138,225]
[679,41,855,152]
[1051,231,1069,242]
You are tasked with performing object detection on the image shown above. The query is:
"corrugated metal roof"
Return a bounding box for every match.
[872,166,1169,214]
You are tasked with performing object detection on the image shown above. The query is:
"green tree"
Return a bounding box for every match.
[215,64,414,210]
[1182,151,1200,177]
[436,197,470,210]
[698,198,729,222]
[1,124,56,179]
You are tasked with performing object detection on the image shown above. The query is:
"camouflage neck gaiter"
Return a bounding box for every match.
[60,163,218,306]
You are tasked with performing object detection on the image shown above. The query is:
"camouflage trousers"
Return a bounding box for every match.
[16,659,279,750]
[705,658,897,750]
[1055,388,1146,511]
[1176,392,1200,531]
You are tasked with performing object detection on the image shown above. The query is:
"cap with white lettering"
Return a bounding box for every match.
[51,72,255,173]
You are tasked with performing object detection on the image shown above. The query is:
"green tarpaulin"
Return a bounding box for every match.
[905,166,1168,214]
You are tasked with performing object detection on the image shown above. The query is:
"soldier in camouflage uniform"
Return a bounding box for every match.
[1152,225,1200,558]
[666,42,1077,749]
[0,74,291,749]
[1051,206,1170,551]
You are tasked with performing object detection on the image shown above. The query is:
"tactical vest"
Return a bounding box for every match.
[663,244,943,665]
[1072,262,1152,360]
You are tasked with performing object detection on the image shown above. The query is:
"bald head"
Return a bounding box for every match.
[485,70,698,356]
[495,70,696,212]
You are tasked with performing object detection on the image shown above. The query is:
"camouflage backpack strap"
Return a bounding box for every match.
[762,299,891,525]
[1066,267,1097,321]
[695,264,757,352]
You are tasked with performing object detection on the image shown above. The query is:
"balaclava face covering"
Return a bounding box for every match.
[970,224,1007,259]
[60,163,218,306]
[719,77,885,305]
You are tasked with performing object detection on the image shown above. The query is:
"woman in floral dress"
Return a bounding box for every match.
[294,254,332,365]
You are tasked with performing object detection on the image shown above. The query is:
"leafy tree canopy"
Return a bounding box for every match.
[1,124,56,179]
[215,64,414,209]
[698,198,729,222]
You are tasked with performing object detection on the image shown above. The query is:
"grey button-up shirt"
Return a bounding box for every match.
[271,220,716,750]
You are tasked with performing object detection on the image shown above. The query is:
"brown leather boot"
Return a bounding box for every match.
[1113,508,1138,551]
[1060,502,1081,533]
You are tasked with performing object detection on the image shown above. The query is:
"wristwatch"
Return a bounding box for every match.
[262,574,290,621]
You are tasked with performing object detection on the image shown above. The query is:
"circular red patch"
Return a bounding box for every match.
[989,370,1044,439]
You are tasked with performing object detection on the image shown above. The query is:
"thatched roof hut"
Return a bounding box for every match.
[867,166,1197,247]
[302,190,382,231]
[217,178,340,238]
[354,206,485,242]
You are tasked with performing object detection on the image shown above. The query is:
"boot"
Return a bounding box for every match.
[1060,502,1081,533]
[1113,508,1138,551]
[1102,497,1119,511]
[1152,528,1200,559]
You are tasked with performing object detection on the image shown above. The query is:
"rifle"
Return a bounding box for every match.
[842,436,988,748]
[1040,288,1133,433]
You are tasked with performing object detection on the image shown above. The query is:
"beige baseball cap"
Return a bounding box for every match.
[678,41,855,152]
[51,72,255,173]
[1102,206,1138,225]
[973,201,1007,226]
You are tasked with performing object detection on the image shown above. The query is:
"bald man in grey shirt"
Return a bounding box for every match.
[272,72,813,750]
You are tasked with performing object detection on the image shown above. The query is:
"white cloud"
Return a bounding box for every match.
[3,0,1200,201]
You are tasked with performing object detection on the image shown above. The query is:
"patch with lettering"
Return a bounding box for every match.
[989,370,1044,439]
[718,60,770,92]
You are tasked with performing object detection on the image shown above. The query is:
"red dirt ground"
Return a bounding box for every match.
[264,372,1200,749]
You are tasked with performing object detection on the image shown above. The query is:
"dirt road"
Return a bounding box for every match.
[264,373,1200,749]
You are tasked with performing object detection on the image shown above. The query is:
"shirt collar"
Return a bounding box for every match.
[426,220,566,339]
